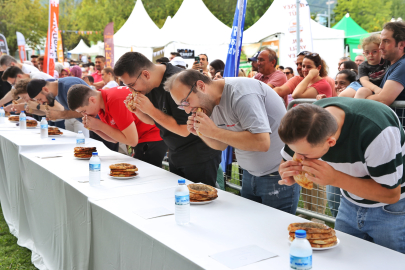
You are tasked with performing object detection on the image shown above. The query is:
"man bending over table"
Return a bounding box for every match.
[165,69,300,214]
[67,85,167,167]
[278,97,405,253]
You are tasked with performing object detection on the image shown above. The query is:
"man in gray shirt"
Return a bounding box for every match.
[164,69,300,214]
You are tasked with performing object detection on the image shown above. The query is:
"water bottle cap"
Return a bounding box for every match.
[41,117,46,120]
[52,138,55,140]
[21,111,25,113]
[0,107,3,109]
[92,152,98,156]
[78,131,83,134]
[295,230,307,238]
[178,179,186,184]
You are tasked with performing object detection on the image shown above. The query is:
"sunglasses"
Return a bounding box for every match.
[284,72,291,75]
[177,83,196,110]
[303,52,319,57]
[297,51,311,56]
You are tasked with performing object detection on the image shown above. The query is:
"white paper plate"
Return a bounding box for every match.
[75,157,91,160]
[110,174,138,180]
[8,120,19,123]
[190,197,217,205]
[288,236,340,251]
[49,134,63,137]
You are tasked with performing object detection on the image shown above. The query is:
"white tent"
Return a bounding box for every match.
[243,0,345,76]
[68,39,90,56]
[113,0,161,61]
[86,41,105,56]
[160,0,232,65]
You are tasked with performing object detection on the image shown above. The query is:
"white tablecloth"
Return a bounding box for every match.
[0,121,404,270]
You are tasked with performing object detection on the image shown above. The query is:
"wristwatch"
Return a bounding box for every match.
[36,103,41,110]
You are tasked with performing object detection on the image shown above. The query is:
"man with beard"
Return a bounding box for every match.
[91,55,106,89]
[247,51,260,77]
[164,69,301,214]
[114,52,221,187]
[30,55,39,69]
[366,21,405,124]
[26,77,89,136]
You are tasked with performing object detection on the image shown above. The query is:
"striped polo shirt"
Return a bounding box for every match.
[281,97,405,207]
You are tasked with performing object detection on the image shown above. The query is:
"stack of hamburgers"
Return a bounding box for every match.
[187,183,218,202]
[8,115,19,121]
[109,163,138,177]
[74,147,97,159]
[26,120,38,127]
[48,126,63,135]
[288,222,337,248]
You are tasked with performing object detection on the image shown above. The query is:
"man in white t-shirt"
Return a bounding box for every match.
[0,55,39,73]
[164,69,301,214]
[101,67,119,89]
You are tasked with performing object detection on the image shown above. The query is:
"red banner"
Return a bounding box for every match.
[18,45,26,63]
[104,22,114,68]
[44,0,59,76]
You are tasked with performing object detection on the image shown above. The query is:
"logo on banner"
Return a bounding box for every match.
[177,49,195,59]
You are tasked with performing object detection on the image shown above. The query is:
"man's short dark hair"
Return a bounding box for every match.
[114,52,154,78]
[0,55,17,67]
[261,48,278,68]
[164,69,212,93]
[383,21,405,53]
[278,66,284,70]
[67,84,97,111]
[199,54,208,62]
[83,75,94,84]
[27,79,47,99]
[31,55,38,59]
[156,57,170,64]
[95,55,106,62]
[1,66,24,81]
[170,52,180,57]
[278,103,338,146]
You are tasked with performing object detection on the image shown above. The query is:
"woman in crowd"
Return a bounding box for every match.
[338,60,358,74]
[213,70,224,80]
[292,52,332,99]
[59,69,70,78]
[70,66,82,78]
[316,69,356,99]
[283,67,294,80]
[208,59,225,78]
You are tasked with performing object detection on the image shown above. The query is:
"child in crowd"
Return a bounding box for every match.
[339,34,390,98]
[83,75,96,90]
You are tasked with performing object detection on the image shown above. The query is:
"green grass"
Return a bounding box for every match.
[0,205,37,270]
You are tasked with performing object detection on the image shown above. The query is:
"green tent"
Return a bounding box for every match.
[332,13,369,61]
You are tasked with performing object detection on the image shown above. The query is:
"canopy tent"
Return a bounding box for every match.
[160,0,232,65]
[67,39,90,57]
[86,41,105,57]
[332,13,368,61]
[113,0,161,61]
[242,0,345,76]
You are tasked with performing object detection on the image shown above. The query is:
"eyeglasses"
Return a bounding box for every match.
[284,72,291,75]
[303,52,319,57]
[363,50,379,56]
[177,83,196,110]
[123,71,143,92]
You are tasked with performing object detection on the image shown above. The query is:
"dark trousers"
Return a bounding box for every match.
[169,154,221,187]
[133,140,168,168]
[90,131,119,152]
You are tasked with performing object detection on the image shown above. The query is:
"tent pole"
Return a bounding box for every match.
[296,0,300,55]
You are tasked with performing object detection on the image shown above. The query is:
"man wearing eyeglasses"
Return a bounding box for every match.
[113,52,221,187]
[164,69,301,214]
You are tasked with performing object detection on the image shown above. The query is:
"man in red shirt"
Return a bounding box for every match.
[92,55,106,90]
[254,48,287,88]
[67,85,167,167]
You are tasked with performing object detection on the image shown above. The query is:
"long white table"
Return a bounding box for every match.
[0,120,404,269]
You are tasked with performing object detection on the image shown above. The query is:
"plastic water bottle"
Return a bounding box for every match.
[0,107,5,123]
[76,130,85,145]
[290,230,312,270]
[175,179,190,225]
[19,111,26,130]
[40,117,48,139]
[89,152,101,186]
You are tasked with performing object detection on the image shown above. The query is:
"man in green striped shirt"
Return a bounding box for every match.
[278,97,405,253]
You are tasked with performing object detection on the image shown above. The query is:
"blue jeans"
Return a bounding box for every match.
[241,170,301,215]
[326,185,341,218]
[335,196,405,253]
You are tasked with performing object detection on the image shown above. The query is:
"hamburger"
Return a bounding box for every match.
[8,115,19,122]
[26,120,38,127]
[187,183,218,202]
[292,153,314,189]
[48,126,63,135]
[74,147,97,158]
[126,92,137,112]
[288,222,337,248]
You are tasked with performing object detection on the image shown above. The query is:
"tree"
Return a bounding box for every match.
[333,0,392,32]
[0,0,47,54]
[389,0,405,20]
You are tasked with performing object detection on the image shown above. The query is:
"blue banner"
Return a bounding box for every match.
[223,0,247,78]
[221,0,247,173]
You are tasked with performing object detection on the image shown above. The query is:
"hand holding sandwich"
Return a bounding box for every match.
[82,114,101,130]
[193,110,217,137]
[132,93,155,115]
[186,114,198,136]
[301,159,337,186]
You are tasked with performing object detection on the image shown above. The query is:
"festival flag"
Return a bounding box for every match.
[221,0,247,172]
[57,31,64,63]
[16,32,26,62]
[104,22,114,68]
[44,0,59,76]
[0,34,9,54]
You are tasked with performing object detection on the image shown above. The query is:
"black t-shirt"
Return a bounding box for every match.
[146,63,221,166]
[358,58,390,86]
[0,71,12,102]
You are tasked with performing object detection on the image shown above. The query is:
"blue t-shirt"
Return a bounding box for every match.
[56,77,89,122]
[380,54,405,100]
